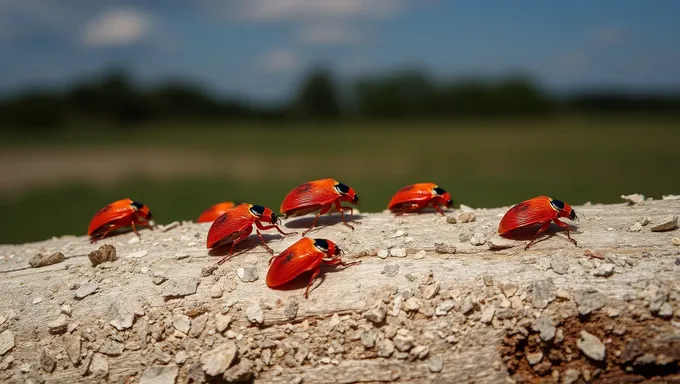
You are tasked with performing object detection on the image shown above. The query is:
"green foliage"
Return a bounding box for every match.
[2,67,679,131]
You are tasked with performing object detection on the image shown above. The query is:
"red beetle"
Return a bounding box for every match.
[206,203,291,264]
[197,201,236,223]
[88,198,154,243]
[498,196,578,250]
[266,237,360,299]
[387,182,453,215]
[280,178,359,235]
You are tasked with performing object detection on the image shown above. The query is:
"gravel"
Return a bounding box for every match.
[390,248,407,258]
[40,348,57,373]
[173,315,191,334]
[650,215,678,232]
[237,267,259,282]
[381,264,400,277]
[393,334,414,352]
[108,299,144,331]
[29,252,65,268]
[246,303,264,325]
[88,244,117,266]
[480,306,495,324]
[215,314,232,333]
[74,281,99,299]
[577,330,606,361]
[531,280,556,309]
[593,263,615,277]
[377,339,394,357]
[573,289,606,316]
[0,330,15,356]
[563,368,581,384]
[201,342,238,376]
[88,353,109,379]
[63,334,81,365]
[457,212,476,223]
[47,314,69,334]
[140,365,179,384]
[488,237,515,250]
[435,300,455,316]
[163,278,199,299]
[428,356,443,373]
[549,257,569,275]
[363,307,386,325]
[526,351,543,365]
[469,232,487,246]
[532,316,556,342]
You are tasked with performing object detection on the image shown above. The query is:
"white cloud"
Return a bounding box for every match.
[82,8,152,47]
[258,49,299,72]
[297,23,364,45]
[230,0,406,22]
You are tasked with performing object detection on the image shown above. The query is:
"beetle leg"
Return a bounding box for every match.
[255,229,275,255]
[305,268,321,299]
[553,218,578,246]
[525,220,552,250]
[256,220,295,236]
[432,201,446,216]
[333,201,355,231]
[302,205,332,236]
[322,257,361,268]
[91,224,117,243]
[131,222,141,237]
[335,204,354,216]
[218,230,252,265]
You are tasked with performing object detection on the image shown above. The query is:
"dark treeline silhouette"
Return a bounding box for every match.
[1,67,679,129]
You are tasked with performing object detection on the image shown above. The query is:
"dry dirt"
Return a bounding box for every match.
[0,147,414,195]
[0,197,679,383]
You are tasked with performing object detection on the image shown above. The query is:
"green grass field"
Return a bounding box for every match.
[1,116,679,245]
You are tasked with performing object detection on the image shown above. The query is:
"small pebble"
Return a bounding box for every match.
[29,252,65,268]
[128,236,140,244]
[628,222,642,232]
[126,250,148,258]
[672,237,680,246]
[526,351,543,365]
[390,248,407,258]
[381,264,400,277]
[413,250,426,260]
[621,193,644,205]
[210,285,223,298]
[246,303,264,325]
[32,297,43,304]
[457,212,476,223]
[651,215,678,232]
[469,232,486,246]
[428,356,443,373]
[237,267,258,282]
[577,330,606,361]
[377,249,389,259]
[593,263,615,277]
[488,237,515,250]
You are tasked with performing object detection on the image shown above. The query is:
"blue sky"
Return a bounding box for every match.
[1,0,679,102]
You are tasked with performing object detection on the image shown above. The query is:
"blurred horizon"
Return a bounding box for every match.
[1,1,679,244]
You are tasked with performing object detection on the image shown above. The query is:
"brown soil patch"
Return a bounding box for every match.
[0,147,415,195]
[500,311,680,383]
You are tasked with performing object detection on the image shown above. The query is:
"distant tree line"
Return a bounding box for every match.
[1,67,679,129]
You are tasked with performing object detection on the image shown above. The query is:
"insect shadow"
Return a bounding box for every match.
[207,233,283,257]
[90,226,151,242]
[283,213,363,230]
[500,222,581,245]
